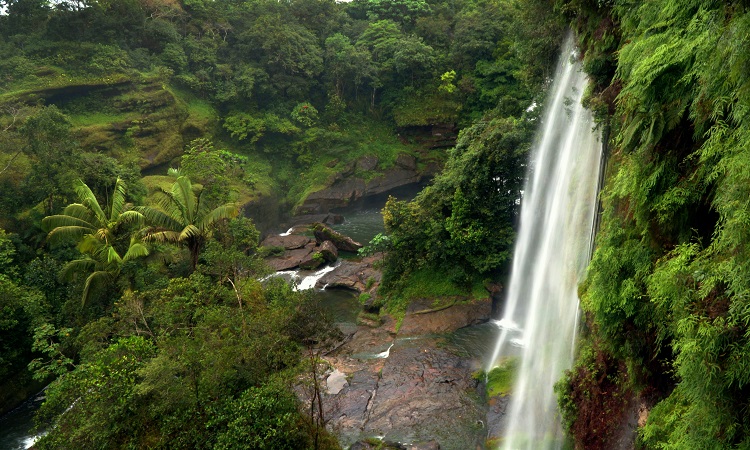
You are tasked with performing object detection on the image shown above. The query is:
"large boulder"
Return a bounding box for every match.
[299,252,325,270]
[316,255,382,292]
[397,297,492,336]
[356,155,379,172]
[395,152,417,170]
[312,223,362,252]
[319,240,339,263]
[265,243,315,271]
[260,234,312,250]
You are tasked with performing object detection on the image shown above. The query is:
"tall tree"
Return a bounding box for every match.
[138,173,239,270]
[42,178,148,304]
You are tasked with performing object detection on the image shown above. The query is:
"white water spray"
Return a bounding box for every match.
[486,35,602,449]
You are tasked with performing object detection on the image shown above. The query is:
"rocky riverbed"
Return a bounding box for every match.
[263,224,511,450]
[318,303,491,450]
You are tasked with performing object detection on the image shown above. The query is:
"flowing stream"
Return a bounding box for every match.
[486,35,603,449]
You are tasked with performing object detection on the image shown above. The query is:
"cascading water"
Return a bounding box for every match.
[486,34,603,449]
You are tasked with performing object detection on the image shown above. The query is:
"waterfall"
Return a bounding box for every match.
[486,34,602,449]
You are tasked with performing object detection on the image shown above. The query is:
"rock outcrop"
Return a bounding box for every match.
[260,234,312,250]
[316,254,382,292]
[319,240,339,263]
[262,224,361,271]
[297,295,494,450]
[397,297,492,336]
[312,223,363,252]
[295,153,440,215]
[265,243,316,271]
[318,329,488,449]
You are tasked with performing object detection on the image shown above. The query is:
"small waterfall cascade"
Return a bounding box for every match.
[486,35,603,449]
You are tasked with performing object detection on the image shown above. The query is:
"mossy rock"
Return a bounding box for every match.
[484,358,518,398]
[356,311,382,328]
[311,223,362,252]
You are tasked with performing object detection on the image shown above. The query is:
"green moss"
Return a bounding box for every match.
[356,311,382,327]
[485,358,518,398]
[68,111,134,127]
[167,84,217,122]
[383,268,486,317]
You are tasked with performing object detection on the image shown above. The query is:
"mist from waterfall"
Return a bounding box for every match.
[486,34,603,449]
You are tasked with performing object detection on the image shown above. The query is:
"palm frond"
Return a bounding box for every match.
[106,245,123,264]
[73,180,106,224]
[118,210,145,228]
[136,206,183,231]
[78,234,107,255]
[167,167,183,178]
[60,258,98,281]
[123,239,150,261]
[62,204,97,224]
[143,229,182,244]
[110,177,127,220]
[81,271,113,306]
[197,203,240,230]
[153,192,186,224]
[45,225,95,245]
[172,176,198,223]
[179,224,202,241]
[42,215,95,232]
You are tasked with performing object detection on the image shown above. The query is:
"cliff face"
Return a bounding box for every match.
[2,73,217,171]
[559,1,750,448]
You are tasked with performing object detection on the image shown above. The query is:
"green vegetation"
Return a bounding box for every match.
[42,178,148,305]
[484,358,518,398]
[379,111,539,305]
[552,0,750,448]
[0,0,569,446]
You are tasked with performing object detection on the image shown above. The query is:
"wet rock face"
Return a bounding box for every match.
[398,298,492,337]
[316,254,382,292]
[319,240,339,263]
[309,300,494,450]
[322,337,486,450]
[486,394,511,443]
[265,243,316,271]
[296,165,429,214]
[260,234,312,250]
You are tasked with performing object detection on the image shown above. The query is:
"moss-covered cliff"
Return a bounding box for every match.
[558,1,750,448]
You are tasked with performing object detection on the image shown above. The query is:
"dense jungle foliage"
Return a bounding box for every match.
[0,0,564,447]
[555,0,750,448]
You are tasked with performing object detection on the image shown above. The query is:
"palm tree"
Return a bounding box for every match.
[138,174,239,270]
[58,235,149,305]
[42,178,149,304]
